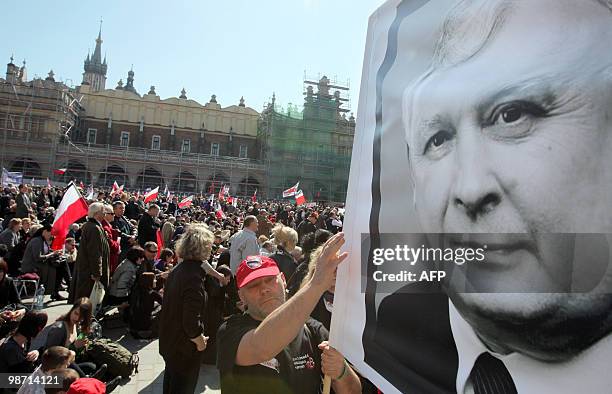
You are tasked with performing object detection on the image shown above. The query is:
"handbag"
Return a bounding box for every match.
[89,280,106,317]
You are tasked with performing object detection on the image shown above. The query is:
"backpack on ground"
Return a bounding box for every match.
[84,338,139,378]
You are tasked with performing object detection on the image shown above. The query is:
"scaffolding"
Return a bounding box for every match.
[259,75,355,203]
[0,67,82,182]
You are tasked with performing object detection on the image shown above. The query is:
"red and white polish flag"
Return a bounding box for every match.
[178,195,194,209]
[51,183,88,250]
[295,189,306,206]
[144,186,159,203]
[215,203,226,220]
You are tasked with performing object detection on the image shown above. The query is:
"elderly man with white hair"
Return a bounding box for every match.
[69,202,110,303]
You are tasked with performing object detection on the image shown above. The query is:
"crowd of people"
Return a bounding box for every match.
[0,182,373,393]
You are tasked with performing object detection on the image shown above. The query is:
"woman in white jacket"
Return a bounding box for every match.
[106,246,144,306]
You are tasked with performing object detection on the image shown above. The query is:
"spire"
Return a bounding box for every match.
[91,20,103,65]
[83,20,107,86]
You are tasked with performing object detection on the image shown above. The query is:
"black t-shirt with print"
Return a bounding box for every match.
[217,313,329,394]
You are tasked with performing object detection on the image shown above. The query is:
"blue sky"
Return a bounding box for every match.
[1,0,382,113]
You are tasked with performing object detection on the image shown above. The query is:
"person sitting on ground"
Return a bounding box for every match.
[0,310,48,374]
[17,345,74,394]
[0,218,21,262]
[106,247,145,307]
[9,217,32,276]
[129,272,163,339]
[0,307,26,339]
[140,242,161,275]
[154,249,174,272]
[66,224,80,244]
[31,298,99,378]
[0,257,20,308]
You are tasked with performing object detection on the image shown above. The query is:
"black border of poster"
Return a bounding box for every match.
[361,2,459,393]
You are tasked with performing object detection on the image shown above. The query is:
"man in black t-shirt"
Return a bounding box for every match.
[217,233,361,393]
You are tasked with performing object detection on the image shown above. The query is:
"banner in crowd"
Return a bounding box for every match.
[178,195,193,208]
[282,182,299,197]
[51,182,88,250]
[144,186,159,203]
[330,1,612,393]
[1,168,23,186]
[295,190,306,206]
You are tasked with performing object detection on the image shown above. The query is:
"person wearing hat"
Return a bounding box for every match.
[66,378,105,394]
[217,232,361,393]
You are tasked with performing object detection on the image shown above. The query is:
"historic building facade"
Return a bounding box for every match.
[1,27,265,197]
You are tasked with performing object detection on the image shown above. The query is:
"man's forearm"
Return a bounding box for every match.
[332,364,362,394]
[249,280,324,360]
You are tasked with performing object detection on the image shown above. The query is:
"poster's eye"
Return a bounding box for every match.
[424,130,454,156]
[500,105,523,123]
[492,101,547,127]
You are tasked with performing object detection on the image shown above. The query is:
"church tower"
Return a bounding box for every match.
[82,21,107,92]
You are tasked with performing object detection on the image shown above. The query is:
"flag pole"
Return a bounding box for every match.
[322,376,331,394]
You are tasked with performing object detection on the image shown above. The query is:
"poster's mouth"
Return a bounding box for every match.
[448,235,537,264]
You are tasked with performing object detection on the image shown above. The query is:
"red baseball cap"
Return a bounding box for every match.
[236,255,280,289]
[67,378,106,394]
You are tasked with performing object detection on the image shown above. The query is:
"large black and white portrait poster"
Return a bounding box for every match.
[331,0,612,393]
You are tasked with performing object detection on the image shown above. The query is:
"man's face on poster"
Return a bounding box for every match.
[404,0,612,360]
